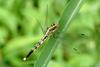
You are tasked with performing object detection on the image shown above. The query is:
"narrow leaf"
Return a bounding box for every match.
[34,0,84,67]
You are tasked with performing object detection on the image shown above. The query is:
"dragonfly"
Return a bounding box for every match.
[23,4,59,61]
[23,2,87,61]
[23,23,59,61]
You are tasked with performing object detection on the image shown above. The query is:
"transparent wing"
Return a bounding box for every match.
[37,19,45,34]
[36,3,48,35]
[44,4,48,30]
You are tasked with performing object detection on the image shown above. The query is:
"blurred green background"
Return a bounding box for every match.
[0,0,100,67]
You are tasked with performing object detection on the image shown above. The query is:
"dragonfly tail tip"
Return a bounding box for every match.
[23,57,27,61]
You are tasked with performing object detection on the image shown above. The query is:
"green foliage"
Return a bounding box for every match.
[0,0,100,67]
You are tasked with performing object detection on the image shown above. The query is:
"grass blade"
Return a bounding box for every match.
[34,0,84,67]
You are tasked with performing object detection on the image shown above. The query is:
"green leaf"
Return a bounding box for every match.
[34,0,84,67]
